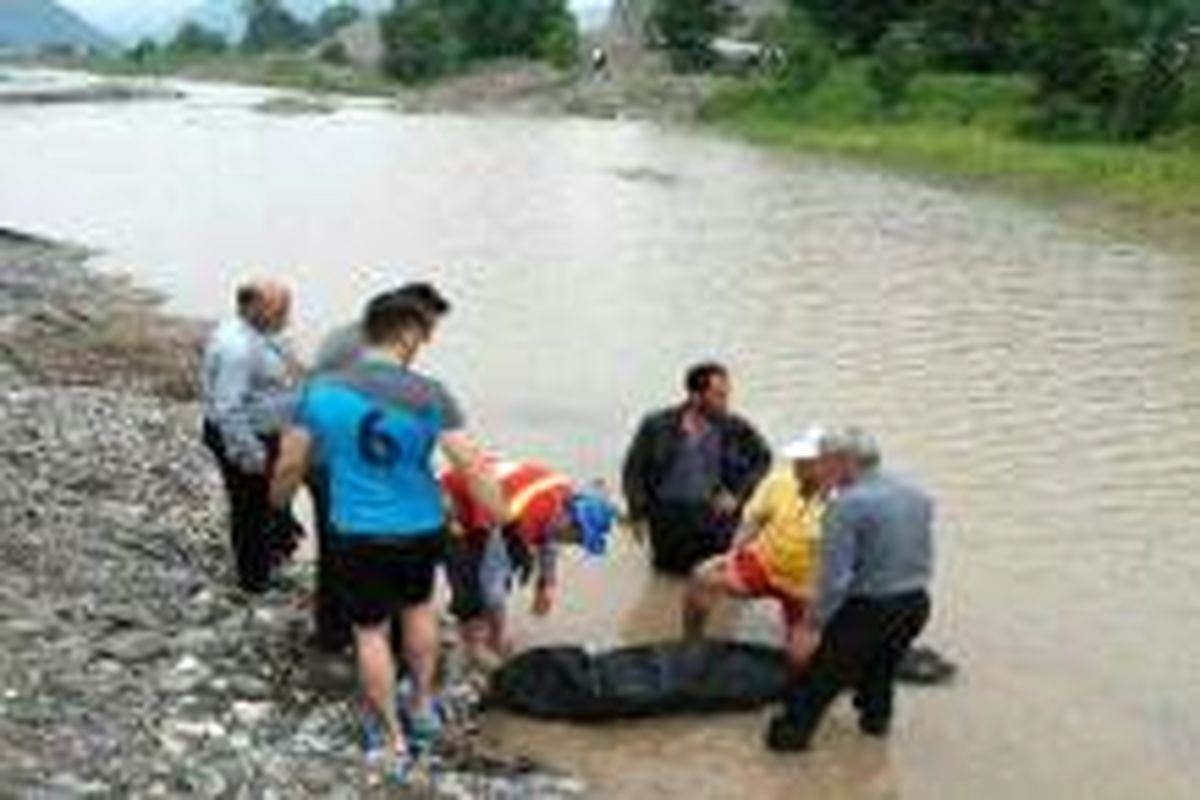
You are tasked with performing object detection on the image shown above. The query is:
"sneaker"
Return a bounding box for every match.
[361,711,387,758]
[764,714,813,753]
[406,708,443,757]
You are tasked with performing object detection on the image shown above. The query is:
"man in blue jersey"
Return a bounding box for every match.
[270,289,504,778]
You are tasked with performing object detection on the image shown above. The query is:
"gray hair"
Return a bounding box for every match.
[845,426,881,469]
[821,426,882,469]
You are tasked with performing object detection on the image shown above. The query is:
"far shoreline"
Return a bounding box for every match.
[7,55,1196,260]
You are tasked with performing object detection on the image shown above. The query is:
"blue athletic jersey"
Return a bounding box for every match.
[297,359,465,537]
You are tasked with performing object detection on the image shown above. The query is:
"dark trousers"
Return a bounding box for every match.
[647,501,737,576]
[308,467,353,652]
[202,421,300,594]
[783,591,930,741]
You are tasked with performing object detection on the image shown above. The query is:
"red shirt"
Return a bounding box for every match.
[441,459,572,546]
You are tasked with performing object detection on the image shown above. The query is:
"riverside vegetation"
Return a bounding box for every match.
[22,0,1200,235]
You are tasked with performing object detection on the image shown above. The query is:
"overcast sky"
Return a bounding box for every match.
[61,1,614,40]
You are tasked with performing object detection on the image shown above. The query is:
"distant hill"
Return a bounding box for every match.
[0,0,112,51]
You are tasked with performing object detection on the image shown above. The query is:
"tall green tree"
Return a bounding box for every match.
[382,1,465,82]
[170,20,228,55]
[241,0,311,53]
[315,2,364,40]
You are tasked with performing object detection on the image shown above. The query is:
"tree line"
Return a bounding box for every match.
[652,0,1200,141]
[128,1,578,84]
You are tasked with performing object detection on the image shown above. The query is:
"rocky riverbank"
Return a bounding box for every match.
[0,231,585,798]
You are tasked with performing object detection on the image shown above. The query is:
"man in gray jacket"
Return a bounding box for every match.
[766,429,934,752]
[201,280,301,593]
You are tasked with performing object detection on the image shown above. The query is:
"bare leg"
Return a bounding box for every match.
[355,622,404,752]
[683,555,732,640]
[401,601,439,719]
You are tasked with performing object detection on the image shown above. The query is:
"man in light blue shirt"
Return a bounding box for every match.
[767,429,934,752]
[201,280,300,593]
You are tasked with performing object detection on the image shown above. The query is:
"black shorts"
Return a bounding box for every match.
[330,532,444,628]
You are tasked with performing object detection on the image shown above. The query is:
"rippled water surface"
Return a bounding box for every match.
[2,72,1198,799]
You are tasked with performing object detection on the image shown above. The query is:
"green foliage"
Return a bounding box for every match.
[921,0,1034,71]
[536,10,581,69]
[241,0,311,53]
[1019,0,1199,140]
[703,66,1200,238]
[381,0,580,83]
[314,3,364,40]
[868,22,926,114]
[125,38,160,65]
[791,0,923,53]
[169,21,228,56]
[1109,1,1198,140]
[382,2,465,83]
[317,39,351,65]
[759,11,834,96]
[651,0,725,72]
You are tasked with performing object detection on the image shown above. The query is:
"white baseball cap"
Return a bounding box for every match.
[782,426,827,461]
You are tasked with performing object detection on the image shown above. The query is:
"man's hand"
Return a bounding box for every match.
[786,624,821,670]
[712,489,740,517]
[532,584,555,617]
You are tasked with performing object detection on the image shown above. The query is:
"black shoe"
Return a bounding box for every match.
[764,714,812,753]
[859,717,891,738]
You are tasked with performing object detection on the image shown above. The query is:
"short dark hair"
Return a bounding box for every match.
[685,362,728,395]
[235,284,260,314]
[393,282,451,317]
[362,291,433,346]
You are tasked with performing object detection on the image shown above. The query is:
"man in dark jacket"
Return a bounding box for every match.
[622,362,771,575]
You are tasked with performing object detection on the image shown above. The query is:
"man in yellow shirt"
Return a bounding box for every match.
[683,427,835,667]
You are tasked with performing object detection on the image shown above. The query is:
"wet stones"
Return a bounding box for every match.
[0,235,588,798]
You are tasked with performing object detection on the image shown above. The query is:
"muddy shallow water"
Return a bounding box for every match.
[2,72,1198,799]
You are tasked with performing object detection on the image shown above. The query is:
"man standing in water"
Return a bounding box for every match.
[622,362,771,575]
[270,289,504,781]
[201,280,302,593]
[682,427,834,667]
[767,429,934,752]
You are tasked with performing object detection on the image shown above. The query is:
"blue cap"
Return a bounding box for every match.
[566,492,616,556]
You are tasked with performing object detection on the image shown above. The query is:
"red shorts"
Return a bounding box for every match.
[730,548,809,628]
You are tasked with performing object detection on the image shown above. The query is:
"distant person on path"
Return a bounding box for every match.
[442,457,616,673]
[766,429,935,752]
[622,362,771,575]
[269,289,504,781]
[683,427,837,668]
[307,282,451,654]
[201,280,302,594]
[590,46,609,76]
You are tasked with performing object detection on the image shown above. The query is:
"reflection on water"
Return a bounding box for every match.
[1,72,1198,799]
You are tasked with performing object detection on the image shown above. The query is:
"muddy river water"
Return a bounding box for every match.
[2,72,1198,799]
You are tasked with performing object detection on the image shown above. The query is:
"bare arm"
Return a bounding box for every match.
[439,430,507,524]
[269,428,311,508]
[730,509,768,548]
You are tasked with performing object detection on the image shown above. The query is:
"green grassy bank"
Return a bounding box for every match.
[701,64,1200,247]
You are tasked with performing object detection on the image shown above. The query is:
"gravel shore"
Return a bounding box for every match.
[0,231,585,798]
